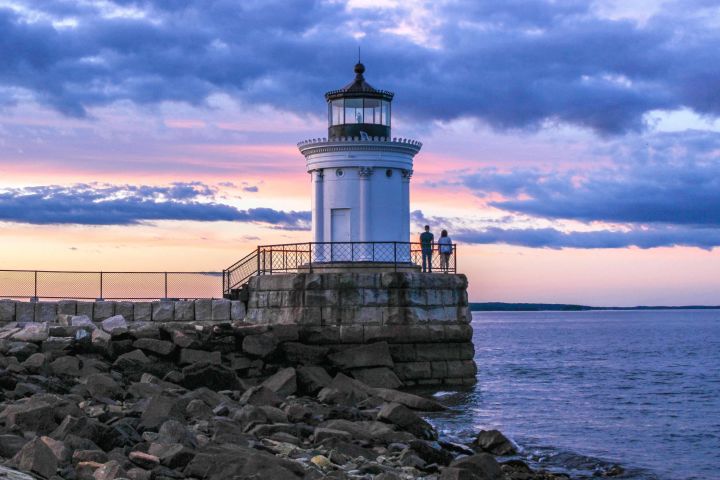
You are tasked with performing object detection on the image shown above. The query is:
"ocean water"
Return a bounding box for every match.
[424,310,720,480]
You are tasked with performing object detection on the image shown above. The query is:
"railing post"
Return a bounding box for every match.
[256,246,261,275]
[454,244,457,273]
[394,242,397,271]
[164,272,168,299]
[34,271,38,299]
[308,243,313,273]
[99,271,103,300]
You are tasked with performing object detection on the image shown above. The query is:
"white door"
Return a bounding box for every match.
[331,208,351,261]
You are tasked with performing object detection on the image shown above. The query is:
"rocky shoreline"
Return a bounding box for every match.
[0,314,576,479]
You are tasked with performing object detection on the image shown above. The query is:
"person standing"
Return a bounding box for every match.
[438,229,453,273]
[419,225,434,272]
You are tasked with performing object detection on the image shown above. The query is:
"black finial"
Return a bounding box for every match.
[354,62,365,76]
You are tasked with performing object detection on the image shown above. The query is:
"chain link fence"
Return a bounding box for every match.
[0,270,223,300]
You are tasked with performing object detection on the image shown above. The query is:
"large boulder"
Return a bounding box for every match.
[473,429,517,455]
[179,348,221,366]
[409,439,454,466]
[50,416,112,451]
[181,362,240,391]
[317,373,372,405]
[100,315,127,334]
[93,460,127,480]
[0,400,57,434]
[239,386,283,407]
[447,453,503,480]
[156,419,197,447]
[377,402,436,440]
[183,444,304,479]
[148,442,196,469]
[49,356,81,377]
[371,387,446,411]
[21,353,46,373]
[133,338,175,356]
[261,367,297,397]
[297,366,332,395]
[242,333,278,358]
[328,341,394,369]
[112,349,150,378]
[12,437,57,478]
[140,392,188,429]
[85,373,123,401]
[11,324,49,343]
[318,419,402,444]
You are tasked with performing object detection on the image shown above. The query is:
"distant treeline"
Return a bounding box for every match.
[470,302,720,312]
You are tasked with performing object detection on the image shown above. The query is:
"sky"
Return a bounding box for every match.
[1,0,719,306]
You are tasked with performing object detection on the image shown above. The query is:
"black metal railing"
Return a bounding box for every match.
[223,241,457,296]
[0,270,223,301]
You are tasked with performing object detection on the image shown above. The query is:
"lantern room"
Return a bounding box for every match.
[325,63,394,139]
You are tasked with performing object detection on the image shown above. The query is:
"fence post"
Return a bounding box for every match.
[99,272,103,300]
[164,272,168,299]
[394,242,397,271]
[256,246,260,276]
[308,243,313,273]
[32,271,38,302]
[454,244,457,273]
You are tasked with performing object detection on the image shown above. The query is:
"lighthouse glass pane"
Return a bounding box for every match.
[382,101,391,126]
[345,98,363,124]
[364,98,381,124]
[331,100,344,125]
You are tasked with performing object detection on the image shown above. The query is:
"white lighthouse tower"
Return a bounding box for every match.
[298,63,422,262]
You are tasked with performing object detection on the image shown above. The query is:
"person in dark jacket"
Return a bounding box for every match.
[420,225,434,272]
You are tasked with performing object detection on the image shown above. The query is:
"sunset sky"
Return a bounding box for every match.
[1,0,719,306]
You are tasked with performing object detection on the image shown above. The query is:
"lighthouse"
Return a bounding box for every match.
[298,63,422,262]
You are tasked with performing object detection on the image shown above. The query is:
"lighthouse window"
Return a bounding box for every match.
[381,100,391,126]
[345,98,363,124]
[331,100,344,125]
[336,169,344,177]
[386,169,393,177]
[364,98,381,124]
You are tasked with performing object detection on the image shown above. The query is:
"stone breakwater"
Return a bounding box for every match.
[0,312,570,480]
[245,272,477,386]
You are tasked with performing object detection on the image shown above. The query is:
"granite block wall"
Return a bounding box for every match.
[244,272,477,386]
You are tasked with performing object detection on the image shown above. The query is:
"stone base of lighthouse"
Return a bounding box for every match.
[244,272,477,386]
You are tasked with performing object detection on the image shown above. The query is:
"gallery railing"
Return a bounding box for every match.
[223,241,457,296]
[0,270,223,301]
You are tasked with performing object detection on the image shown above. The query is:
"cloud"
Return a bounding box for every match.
[453,226,720,250]
[0,182,310,229]
[0,1,719,134]
[455,130,720,226]
[416,128,720,250]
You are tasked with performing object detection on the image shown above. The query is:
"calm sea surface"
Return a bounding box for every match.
[424,310,720,480]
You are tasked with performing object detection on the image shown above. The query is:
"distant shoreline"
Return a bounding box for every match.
[470,302,720,312]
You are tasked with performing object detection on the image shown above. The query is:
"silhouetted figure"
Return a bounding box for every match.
[420,225,434,272]
[438,229,452,273]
